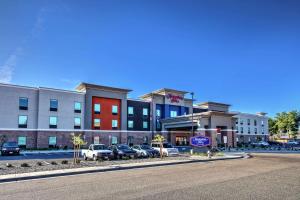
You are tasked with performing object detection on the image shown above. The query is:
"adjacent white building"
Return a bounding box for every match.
[235,112,269,143]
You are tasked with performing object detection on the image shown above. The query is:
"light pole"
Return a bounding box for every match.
[190,92,194,137]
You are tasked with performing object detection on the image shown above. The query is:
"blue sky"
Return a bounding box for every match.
[0,0,300,116]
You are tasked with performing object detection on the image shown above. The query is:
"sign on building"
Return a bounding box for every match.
[190,136,211,147]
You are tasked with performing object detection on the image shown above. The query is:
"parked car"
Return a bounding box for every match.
[287,140,299,145]
[1,142,20,156]
[109,144,138,159]
[81,144,113,161]
[151,142,179,157]
[251,141,270,147]
[132,144,160,158]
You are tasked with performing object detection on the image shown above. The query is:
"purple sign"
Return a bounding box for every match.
[190,136,211,147]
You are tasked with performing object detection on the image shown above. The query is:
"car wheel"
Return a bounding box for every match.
[93,155,97,161]
[83,154,87,160]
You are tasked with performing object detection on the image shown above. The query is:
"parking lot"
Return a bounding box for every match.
[0,152,73,161]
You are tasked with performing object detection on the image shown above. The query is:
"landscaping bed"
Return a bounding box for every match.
[0,156,191,176]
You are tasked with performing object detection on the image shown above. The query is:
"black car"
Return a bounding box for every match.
[109,144,138,159]
[132,145,160,158]
[1,142,20,155]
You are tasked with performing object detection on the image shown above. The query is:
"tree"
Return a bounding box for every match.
[71,133,86,164]
[268,118,278,136]
[152,134,165,159]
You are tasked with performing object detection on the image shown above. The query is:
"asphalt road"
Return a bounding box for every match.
[0,154,299,200]
[0,152,73,161]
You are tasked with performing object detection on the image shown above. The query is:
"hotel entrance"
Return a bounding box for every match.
[175,136,189,146]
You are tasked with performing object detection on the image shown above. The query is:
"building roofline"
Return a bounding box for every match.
[140,88,190,99]
[127,98,151,103]
[75,82,132,93]
[197,101,231,107]
[0,82,39,90]
[39,87,85,95]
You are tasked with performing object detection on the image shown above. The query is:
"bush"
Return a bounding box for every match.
[6,163,13,168]
[21,163,30,167]
[36,161,43,166]
[50,161,57,165]
[61,160,68,165]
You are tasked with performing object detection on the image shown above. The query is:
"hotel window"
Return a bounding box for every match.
[49,116,58,128]
[94,136,100,144]
[19,97,28,110]
[184,107,189,115]
[128,107,134,115]
[156,119,161,129]
[94,119,100,129]
[254,128,257,134]
[18,136,26,148]
[112,105,118,115]
[156,109,161,117]
[247,119,250,125]
[262,128,265,134]
[143,121,148,129]
[248,127,251,134]
[254,120,257,126]
[50,99,58,111]
[111,136,118,145]
[74,102,81,113]
[240,127,244,134]
[236,126,239,133]
[236,120,238,124]
[143,108,148,116]
[170,111,177,118]
[128,120,134,128]
[18,115,28,128]
[112,120,118,129]
[261,120,264,127]
[240,119,244,125]
[74,117,81,129]
[94,104,100,114]
[49,136,57,148]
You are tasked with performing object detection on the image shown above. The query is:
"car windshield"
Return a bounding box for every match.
[3,142,18,147]
[163,143,173,148]
[117,145,131,150]
[93,145,108,150]
[141,145,151,150]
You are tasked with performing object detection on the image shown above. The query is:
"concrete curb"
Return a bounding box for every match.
[0,156,243,183]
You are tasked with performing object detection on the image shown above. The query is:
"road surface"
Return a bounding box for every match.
[0,154,299,200]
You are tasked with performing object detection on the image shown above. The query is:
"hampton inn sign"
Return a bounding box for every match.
[166,94,184,103]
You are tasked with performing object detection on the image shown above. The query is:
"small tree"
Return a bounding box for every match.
[71,133,86,164]
[152,134,165,159]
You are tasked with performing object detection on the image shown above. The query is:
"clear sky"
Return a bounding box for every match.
[0,0,300,116]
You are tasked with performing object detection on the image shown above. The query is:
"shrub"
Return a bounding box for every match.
[21,163,30,167]
[36,161,43,166]
[50,161,57,165]
[61,160,68,165]
[6,163,13,168]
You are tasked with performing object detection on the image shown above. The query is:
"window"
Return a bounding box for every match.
[236,120,238,124]
[170,111,177,117]
[18,136,26,148]
[248,127,251,134]
[74,117,81,129]
[49,136,57,148]
[112,120,118,129]
[184,107,189,115]
[240,119,244,125]
[254,120,257,126]
[254,128,257,134]
[128,120,134,128]
[19,97,28,110]
[262,128,265,134]
[111,136,118,145]
[143,136,149,144]
[247,119,250,125]
[49,116,57,128]
[236,126,239,133]
[50,99,58,111]
[156,119,161,129]
[128,107,134,115]
[94,136,100,144]
[143,108,148,116]
[127,136,134,146]
[94,104,100,114]
[112,105,118,114]
[74,102,81,113]
[143,121,148,129]
[240,127,244,134]
[18,115,28,128]
[156,109,161,117]
[261,120,264,127]
[94,119,100,129]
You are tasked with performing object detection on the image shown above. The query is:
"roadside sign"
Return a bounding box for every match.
[190,136,211,147]
[223,136,228,144]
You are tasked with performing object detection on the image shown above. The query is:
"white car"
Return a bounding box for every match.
[252,141,270,147]
[151,142,179,157]
[81,144,113,161]
[287,141,299,145]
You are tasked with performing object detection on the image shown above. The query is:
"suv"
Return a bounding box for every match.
[81,144,113,161]
[151,142,179,157]
[109,144,138,159]
[1,142,20,156]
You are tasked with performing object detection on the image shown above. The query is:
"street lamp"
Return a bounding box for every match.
[190,92,194,137]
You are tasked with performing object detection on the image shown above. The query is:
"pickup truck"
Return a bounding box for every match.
[81,144,113,161]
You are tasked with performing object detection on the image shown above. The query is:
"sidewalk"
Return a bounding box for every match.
[0,154,244,183]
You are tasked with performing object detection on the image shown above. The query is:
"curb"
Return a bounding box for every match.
[0,156,243,183]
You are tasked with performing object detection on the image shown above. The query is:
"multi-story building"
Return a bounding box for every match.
[0,82,268,149]
[234,112,269,143]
